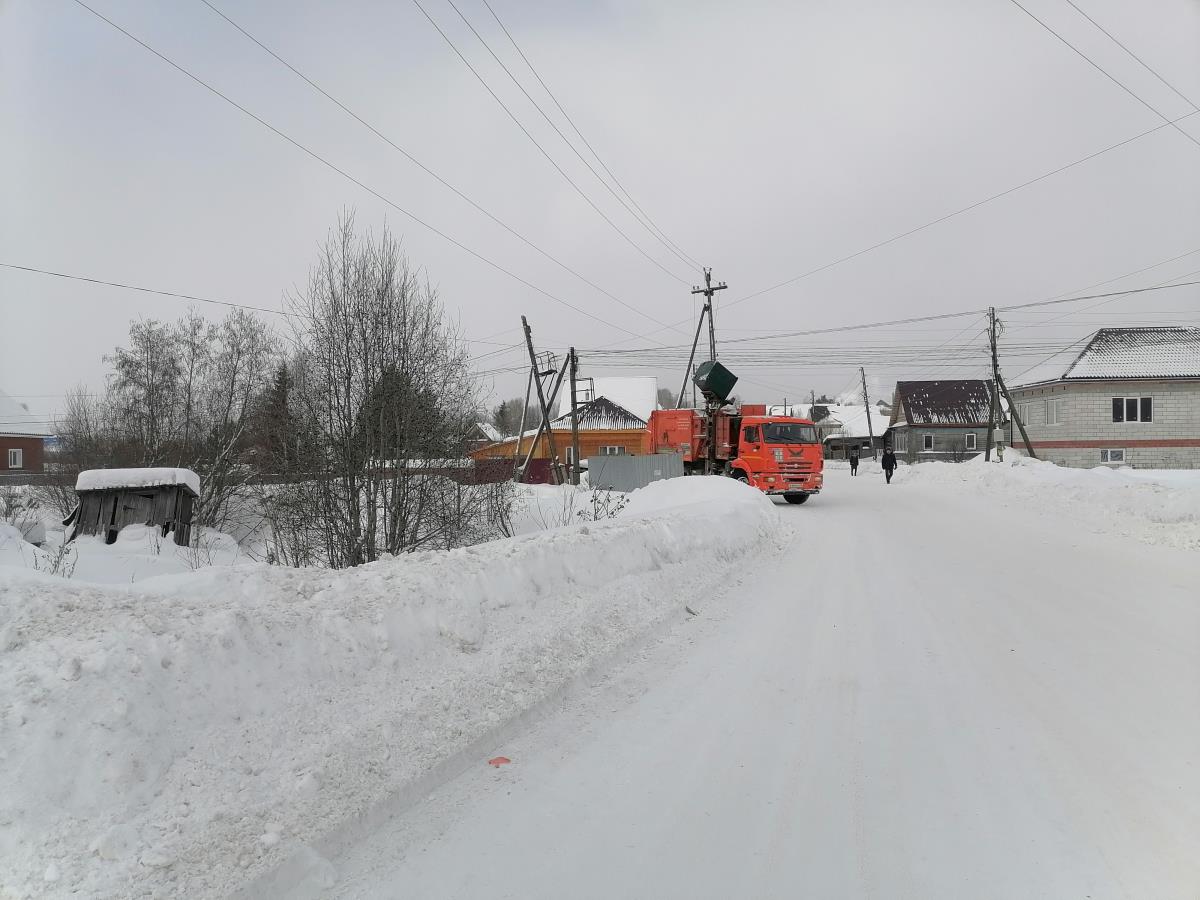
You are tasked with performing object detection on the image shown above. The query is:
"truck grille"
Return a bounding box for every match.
[781,461,814,473]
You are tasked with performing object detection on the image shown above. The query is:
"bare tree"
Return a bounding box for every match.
[286,213,500,567]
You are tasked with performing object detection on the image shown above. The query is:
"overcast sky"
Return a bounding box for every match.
[3,0,1198,421]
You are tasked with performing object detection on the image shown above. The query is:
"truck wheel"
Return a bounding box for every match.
[732,470,749,484]
[783,494,809,505]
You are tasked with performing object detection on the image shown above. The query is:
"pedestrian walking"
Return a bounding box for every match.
[881,448,897,484]
[848,449,859,476]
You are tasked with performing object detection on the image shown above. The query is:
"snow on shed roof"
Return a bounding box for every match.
[0,389,52,437]
[76,468,201,496]
[1045,327,1200,382]
[551,396,647,431]
[892,380,994,426]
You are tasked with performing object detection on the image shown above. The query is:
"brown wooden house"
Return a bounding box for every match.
[68,468,200,546]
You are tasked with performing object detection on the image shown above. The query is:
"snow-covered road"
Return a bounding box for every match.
[321,466,1199,900]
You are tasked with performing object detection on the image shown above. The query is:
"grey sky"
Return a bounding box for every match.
[3,0,1198,421]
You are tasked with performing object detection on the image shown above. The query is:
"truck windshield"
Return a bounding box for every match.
[761,423,818,444]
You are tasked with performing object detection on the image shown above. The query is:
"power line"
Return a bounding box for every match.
[195,0,675,337]
[0,262,296,318]
[410,0,694,287]
[476,0,702,270]
[721,112,1200,317]
[1063,0,1199,112]
[69,0,663,343]
[1006,0,1200,150]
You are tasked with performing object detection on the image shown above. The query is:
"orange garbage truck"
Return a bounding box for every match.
[647,404,824,504]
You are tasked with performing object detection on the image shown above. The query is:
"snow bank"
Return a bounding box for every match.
[895,457,1200,550]
[0,477,776,899]
[76,467,200,496]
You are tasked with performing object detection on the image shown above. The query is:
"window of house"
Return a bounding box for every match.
[1112,397,1152,423]
[1045,398,1066,425]
[599,446,626,456]
[7,448,22,469]
[964,433,977,450]
[565,446,575,465]
[1100,448,1125,464]
[922,434,934,451]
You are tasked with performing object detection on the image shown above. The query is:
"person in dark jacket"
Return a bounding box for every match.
[848,449,859,476]
[881,448,898,484]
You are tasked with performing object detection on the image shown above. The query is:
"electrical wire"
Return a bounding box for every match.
[69,0,665,343]
[195,0,678,337]
[1063,0,1199,112]
[410,0,694,288]
[476,0,702,270]
[1006,0,1200,150]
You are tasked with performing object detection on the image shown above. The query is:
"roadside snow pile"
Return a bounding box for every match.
[0,477,775,900]
[0,523,242,584]
[0,521,48,569]
[896,457,1200,550]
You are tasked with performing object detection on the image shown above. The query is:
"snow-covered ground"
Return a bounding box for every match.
[3,460,1197,899]
[322,462,1200,900]
[0,477,776,899]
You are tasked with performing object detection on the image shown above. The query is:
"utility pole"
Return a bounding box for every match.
[860,367,877,460]
[986,309,1038,461]
[521,316,566,485]
[998,371,1037,460]
[985,306,1000,462]
[690,268,727,362]
[511,367,533,480]
[569,348,581,486]
[676,269,728,407]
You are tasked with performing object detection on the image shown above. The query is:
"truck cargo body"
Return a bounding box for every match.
[647,409,824,497]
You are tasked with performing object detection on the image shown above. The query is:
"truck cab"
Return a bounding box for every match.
[731,416,823,503]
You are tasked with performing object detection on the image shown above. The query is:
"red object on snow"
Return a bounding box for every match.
[488,756,511,767]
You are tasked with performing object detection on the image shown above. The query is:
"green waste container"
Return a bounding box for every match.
[693,360,738,402]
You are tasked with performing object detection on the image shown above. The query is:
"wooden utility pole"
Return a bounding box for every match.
[998,373,1037,460]
[859,367,877,460]
[985,306,1000,461]
[568,348,582,485]
[511,367,533,480]
[521,316,566,485]
[690,268,727,363]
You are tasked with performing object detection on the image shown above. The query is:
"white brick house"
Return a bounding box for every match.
[1009,327,1200,469]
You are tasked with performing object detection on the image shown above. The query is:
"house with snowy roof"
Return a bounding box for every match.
[468,396,651,483]
[1008,327,1200,469]
[886,380,997,463]
[782,403,885,458]
[0,388,52,474]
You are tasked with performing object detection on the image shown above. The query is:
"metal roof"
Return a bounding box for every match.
[550,396,647,431]
[891,380,994,426]
[1062,327,1200,380]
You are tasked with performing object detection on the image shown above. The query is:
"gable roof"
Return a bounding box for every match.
[471,421,504,442]
[891,380,994,426]
[0,389,52,438]
[570,376,659,421]
[1045,327,1200,382]
[793,403,880,440]
[550,396,647,431]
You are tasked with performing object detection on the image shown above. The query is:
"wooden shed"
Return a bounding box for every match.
[67,468,200,546]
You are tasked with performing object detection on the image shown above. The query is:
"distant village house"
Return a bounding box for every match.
[0,389,51,474]
[886,380,998,462]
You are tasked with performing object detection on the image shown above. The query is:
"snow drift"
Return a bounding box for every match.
[0,477,776,899]
[894,456,1200,550]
